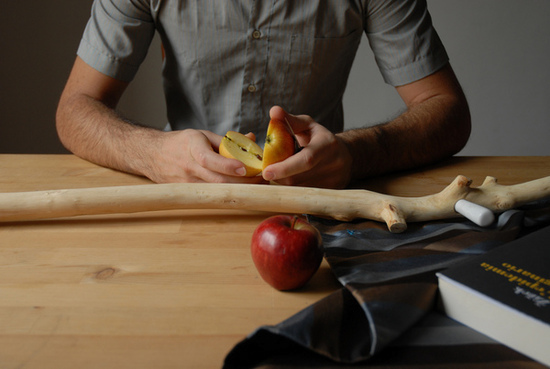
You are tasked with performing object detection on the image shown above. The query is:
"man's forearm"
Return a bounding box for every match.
[56,93,162,178]
[338,93,471,179]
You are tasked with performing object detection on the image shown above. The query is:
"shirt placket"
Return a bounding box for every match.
[239,1,273,136]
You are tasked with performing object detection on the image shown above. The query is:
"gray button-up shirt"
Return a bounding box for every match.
[77,0,448,143]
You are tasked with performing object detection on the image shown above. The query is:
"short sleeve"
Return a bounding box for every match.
[77,0,156,82]
[365,0,449,86]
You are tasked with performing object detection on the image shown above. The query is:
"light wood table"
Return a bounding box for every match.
[0,155,548,369]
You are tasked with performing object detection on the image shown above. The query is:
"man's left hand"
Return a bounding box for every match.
[262,106,353,189]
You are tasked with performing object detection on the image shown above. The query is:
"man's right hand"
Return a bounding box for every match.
[56,56,264,185]
[146,129,266,184]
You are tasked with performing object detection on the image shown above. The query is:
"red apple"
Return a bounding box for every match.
[251,215,323,290]
[262,118,301,170]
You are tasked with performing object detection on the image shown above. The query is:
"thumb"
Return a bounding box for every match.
[269,106,311,134]
[269,105,287,122]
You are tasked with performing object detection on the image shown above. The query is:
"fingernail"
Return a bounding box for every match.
[236,167,246,176]
[263,171,274,181]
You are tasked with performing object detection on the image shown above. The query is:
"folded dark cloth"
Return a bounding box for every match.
[224,201,550,368]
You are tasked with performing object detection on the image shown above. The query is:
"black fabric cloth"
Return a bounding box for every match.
[224,201,550,368]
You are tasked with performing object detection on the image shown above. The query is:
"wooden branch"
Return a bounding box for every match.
[0,175,549,233]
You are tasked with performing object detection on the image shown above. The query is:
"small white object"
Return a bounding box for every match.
[454,199,495,227]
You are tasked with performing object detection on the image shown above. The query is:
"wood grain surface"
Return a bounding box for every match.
[0,154,548,369]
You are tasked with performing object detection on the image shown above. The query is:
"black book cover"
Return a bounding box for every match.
[437,225,550,367]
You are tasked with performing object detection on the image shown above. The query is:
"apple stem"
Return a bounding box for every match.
[291,215,299,229]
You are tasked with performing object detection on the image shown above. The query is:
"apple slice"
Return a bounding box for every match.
[262,118,301,170]
[219,131,263,177]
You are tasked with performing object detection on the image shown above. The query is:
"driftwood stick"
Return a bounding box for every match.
[0,175,549,233]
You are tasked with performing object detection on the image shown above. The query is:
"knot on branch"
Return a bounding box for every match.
[481,176,498,186]
[381,202,407,233]
[456,175,473,188]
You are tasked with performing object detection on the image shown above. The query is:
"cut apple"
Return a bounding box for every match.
[262,118,300,170]
[219,119,300,177]
[219,131,263,177]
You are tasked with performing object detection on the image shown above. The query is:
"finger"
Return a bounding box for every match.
[269,105,287,122]
[185,134,247,177]
[269,106,315,147]
[200,130,224,152]
[262,146,318,181]
[186,149,268,183]
[194,149,249,177]
[244,132,257,142]
[270,105,304,128]
[194,166,267,184]
[200,130,260,177]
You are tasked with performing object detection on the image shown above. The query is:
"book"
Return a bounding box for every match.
[437,225,550,367]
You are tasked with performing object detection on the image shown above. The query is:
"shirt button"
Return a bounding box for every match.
[247,84,257,93]
[252,30,261,39]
